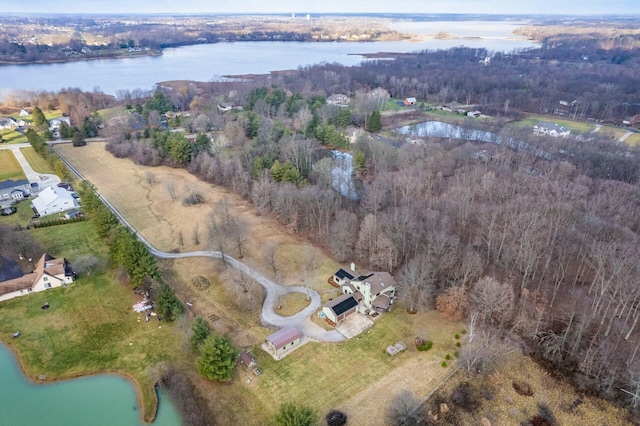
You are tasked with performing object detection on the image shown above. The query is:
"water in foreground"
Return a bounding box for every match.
[0,343,181,426]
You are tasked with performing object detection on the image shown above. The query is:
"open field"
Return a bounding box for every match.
[625,132,640,146]
[0,128,28,144]
[21,146,56,174]
[0,149,26,181]
[511,114,596,134]
[0,221,183,422]
[424,352,632,425]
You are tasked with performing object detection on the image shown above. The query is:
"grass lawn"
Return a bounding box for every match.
[21,146,56,174]
[0,198,35,227]
[276,292,311,316]
[0,128,28,144]
[625,132,640,146]
[0,221,184,423]
[511,114,595,134]
[0,150,27,181]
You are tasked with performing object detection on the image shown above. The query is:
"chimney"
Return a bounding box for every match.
[350,262,356,272]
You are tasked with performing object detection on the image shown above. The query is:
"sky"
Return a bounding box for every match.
[10,0,640,15]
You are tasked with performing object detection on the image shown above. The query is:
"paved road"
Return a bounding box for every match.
[54,147,346,343]
[0,143,60,190]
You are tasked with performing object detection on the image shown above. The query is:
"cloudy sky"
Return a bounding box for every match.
[11,0,639,15]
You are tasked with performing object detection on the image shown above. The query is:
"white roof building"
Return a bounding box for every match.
[31,186,79,217]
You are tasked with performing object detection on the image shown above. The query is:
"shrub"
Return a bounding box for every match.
[455,334,460,339]
[442,361,448,368]
[445,354,451,360]
[450,383,478,412]
[182,192,203,206]
[192,276,211,291]
[454,351,459,358]
[461,329,467,334]
[512,380,534,396]
[416,340,433,351]
[456,342,461,347]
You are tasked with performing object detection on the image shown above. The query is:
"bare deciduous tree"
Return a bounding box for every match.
[470,276,515,326]
[398,256,434,313]
[386,389,422,426]
[165,179,177,202]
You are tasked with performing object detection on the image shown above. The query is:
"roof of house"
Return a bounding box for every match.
[535,121,569,132]
[0,254,69,297]
[372,293,391,309]
[354,272,396,295]
[405,97,417,102]
[0,255,23,282]
[335,268,355,280]
[324,291,363,316]
[0,117,16,125]
[266,326,302,350]
[32,186,78,215]
[0,179,30,192]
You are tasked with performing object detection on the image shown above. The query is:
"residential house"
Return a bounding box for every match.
[533,121,571,137]
[0,179,38,204]
[403,97,417,106]
[31,186,79,217]
[19,109,30,117]
[0,117,17,129]
[265,326,303,357]
[326,94,350,107]
[323,266,397,324]
[0,254,75,303]
[466,110,482,118]
[49,116,72,131]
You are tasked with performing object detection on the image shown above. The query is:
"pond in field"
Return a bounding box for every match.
[0,343,181,426]
[395,121,552,159]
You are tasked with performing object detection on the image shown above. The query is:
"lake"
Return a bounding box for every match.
[0,343,181,426]
[0,21,537,97]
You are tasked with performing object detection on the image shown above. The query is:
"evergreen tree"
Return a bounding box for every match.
[156,283,184,321]
[32,106,47,127]
[274,402,318,426]
[366,110,382,132]
[196,334,238,382]
[190,317,211,351]
[72,131,86,147]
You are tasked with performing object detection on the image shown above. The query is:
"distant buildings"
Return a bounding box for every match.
[533,121,571,138]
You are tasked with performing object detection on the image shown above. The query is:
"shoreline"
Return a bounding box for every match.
[0,339,159,423]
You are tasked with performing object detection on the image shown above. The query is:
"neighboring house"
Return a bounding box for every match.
[49,116,71,131]
[265,327,303,357]
[326,94,350,107]
[31,186,79,217]
[323,266,397,324]
[0,179,38,203]
[0,117,17,129]
[403,97,417,106]
[217,103,238,112]
[0,254,75,303]
[467,110,482,118]
[19,109,30,117]
[533,122,571,137]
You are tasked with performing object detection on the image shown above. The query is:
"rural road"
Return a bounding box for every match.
[54,147,346,343]
[0,142,61,190]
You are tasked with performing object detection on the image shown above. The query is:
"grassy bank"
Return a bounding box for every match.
[21,146,57,174]
[0,149,27,181]
[0,221,184,422]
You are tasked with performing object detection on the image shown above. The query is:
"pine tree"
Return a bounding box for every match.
[32,106,47,127]
[196,334,238,382]
[190,317,211,351]
[156,283,184,321]
[366,110,382,132]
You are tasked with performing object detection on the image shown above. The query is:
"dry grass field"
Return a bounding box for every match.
[0,149,26,181]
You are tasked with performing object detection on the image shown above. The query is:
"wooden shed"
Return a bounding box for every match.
[265,327,303,357]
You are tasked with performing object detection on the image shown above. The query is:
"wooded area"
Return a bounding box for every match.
[7,21,640,418]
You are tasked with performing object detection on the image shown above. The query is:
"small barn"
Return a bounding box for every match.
[265,327,303,357]
[239,351,256,369]
[321,291,363,324]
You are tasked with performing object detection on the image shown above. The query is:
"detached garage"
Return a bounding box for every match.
[322,291,363,324]
[265,326,303,357]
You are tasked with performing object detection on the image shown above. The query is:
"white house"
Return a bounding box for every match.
[31,186,79,217]
[533,121,571,137]
[0,254,75,302]
[326,94,350,107]
[0,117,17,129]
[49,116,72,131]
[19,109,30,117]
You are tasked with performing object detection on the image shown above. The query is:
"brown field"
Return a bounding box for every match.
[0,149,26,181]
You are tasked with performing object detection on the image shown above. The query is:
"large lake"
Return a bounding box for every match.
[0,343,181,426]
[0,21,537,97]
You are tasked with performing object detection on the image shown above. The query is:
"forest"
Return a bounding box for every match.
[7,22,640,418]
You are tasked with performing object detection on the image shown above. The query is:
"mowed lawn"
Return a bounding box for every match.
[0,221,184,422]
[0,128,28,144]
[511,114,596,134]
[21,146,56,174]
[0,149,27,181]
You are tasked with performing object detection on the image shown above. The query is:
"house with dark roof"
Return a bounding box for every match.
[533,121,570,137]
[239,351,256,369]
[265,326,303,358]
[0,254,75,302]
[322,266,397,324]
[0,179,38,205]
